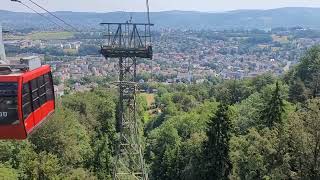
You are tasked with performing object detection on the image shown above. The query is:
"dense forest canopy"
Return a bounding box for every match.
[1,46,320,179]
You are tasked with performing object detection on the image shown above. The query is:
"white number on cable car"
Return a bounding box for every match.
[0,112,8,117]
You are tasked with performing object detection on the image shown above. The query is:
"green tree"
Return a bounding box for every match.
[260,82,285,128]
[294,46,320,98]
[311,73,320,97]
[53,76,61,86]
[37,152,61,179]
[146,101,219,179]
[62,168,97,180]
[30,107,92,167]
[250,73,276,92]
[147,125,181,180]
[213,80,252,105]
[0,164,18,180]
[172,92,197,112]
[230,128,290,180]
[232,92,266,134]
[288,78,309,103]
[285,98,320,179]
[17,142,40,179]
[202,104,232,180]
[61,90,117,178]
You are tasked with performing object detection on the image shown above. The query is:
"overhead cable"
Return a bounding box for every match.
[27,0,79,32]
[11,0,69,31]
[146,0,151,25]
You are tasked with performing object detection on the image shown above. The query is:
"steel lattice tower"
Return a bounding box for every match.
[100,22,153,180]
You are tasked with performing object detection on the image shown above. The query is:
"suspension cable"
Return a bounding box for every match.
[146,0,151,24]
[26,0,79,32]
[11,0,70,31]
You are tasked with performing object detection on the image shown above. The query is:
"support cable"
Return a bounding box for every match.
[26,0,79,32]
[11,0,69,32]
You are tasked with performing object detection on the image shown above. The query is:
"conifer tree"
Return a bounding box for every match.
[288,78,309,103]
[202,104,232,180]
[261,82,285,128]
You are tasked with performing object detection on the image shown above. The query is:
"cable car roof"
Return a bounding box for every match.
[0,65,50,78]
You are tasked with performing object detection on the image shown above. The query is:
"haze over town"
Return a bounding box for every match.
[2,0,320,12]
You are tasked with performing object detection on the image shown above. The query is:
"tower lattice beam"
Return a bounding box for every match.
[100,22,153,180]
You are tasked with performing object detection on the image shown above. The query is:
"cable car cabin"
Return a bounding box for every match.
[0,65,55,139]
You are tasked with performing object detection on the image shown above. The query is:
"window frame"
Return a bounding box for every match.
[44,73,54,101]
[22,72,55,120]
[22,83,32,120]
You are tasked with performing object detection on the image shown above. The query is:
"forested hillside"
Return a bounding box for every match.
[1,46,320,179]
[3,7,320,30]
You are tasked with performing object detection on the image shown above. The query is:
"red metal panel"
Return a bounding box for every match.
[33,108,42,126]
[0,124,27,139]
[27,100,55,134]
[34,100,55,129]
[22,65,51,83]
[40,102,48,121]
[45,100,55,115]
[24,114,34,134]
[0,76,20,82]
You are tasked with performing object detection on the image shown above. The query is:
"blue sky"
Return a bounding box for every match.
[3,0,320,12]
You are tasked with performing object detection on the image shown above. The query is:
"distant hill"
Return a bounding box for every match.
[1,7,320,30]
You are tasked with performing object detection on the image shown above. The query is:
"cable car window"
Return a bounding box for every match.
[44,73,54,100]
[30,79,40,110]
[22,83,32,120]
[38,75,45,86]
[38,76,46,105]
[0,83,18,125]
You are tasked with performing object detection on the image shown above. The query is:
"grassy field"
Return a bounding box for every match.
[272,35,289,43]
[63,49,78,55]
[140,93,155,107]
[258,44,269,49]
[140,93,157,123]
[6,31,74,40]
[27,31,74,40]
[5,34,25,40]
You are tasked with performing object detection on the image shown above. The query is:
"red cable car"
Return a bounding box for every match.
[0,63,55,140]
